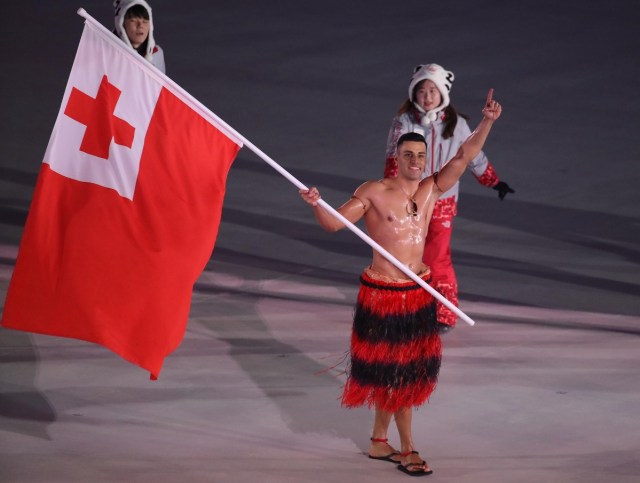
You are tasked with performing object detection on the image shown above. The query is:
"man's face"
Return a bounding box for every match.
[396,141,426,179]
[124,15,150,49]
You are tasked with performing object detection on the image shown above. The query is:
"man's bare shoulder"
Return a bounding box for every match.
[354,179,392,196]
[416,174,439,199]
[418,174,436,188]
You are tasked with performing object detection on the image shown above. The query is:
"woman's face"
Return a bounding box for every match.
[124,15,150,48]
[414,80,442,112]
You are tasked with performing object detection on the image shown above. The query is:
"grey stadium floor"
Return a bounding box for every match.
[1,1,639,482]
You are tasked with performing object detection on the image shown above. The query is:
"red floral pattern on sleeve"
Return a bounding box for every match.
[476,162,499,187]
[384,157,398,179]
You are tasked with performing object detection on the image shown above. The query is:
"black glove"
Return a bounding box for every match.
[493,181,515,200]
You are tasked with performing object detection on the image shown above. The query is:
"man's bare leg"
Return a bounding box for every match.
[368,407,401,462]
[395,407,431,473]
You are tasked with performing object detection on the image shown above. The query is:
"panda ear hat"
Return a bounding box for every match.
[408,63,455,125]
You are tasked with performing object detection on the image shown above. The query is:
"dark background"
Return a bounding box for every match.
[1,0,638,316]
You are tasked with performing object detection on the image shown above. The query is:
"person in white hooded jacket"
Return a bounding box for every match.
[113,0,165,73]
[384,64,514,331]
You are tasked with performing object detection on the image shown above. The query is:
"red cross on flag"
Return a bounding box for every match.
[1,18,242,378]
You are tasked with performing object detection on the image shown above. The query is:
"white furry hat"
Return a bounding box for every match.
[408,63,455,124]
[113,0,156,62]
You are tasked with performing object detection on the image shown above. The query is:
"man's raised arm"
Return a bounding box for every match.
[433,89,502,194]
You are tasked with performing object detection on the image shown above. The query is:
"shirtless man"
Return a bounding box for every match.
[300,91,501,476]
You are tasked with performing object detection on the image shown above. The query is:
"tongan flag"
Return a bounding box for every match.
[1,17,242,378]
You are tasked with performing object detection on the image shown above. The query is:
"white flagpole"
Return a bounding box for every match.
[76,8,475,327]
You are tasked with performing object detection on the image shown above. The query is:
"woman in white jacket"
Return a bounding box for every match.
[384,64,514,331]
[113,0,166,73]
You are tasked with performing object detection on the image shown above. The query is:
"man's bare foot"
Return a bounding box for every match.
[397,450,433,476]
[368,437,401,463]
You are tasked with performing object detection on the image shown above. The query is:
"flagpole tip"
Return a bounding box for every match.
[77,8,87,17]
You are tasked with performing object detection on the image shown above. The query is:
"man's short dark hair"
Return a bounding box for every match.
[397,132,427,149]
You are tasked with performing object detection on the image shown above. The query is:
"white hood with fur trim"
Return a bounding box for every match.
[113,0,165,72]
[408,64,454,125]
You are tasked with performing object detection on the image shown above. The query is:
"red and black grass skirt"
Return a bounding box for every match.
[341,268,442,413]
